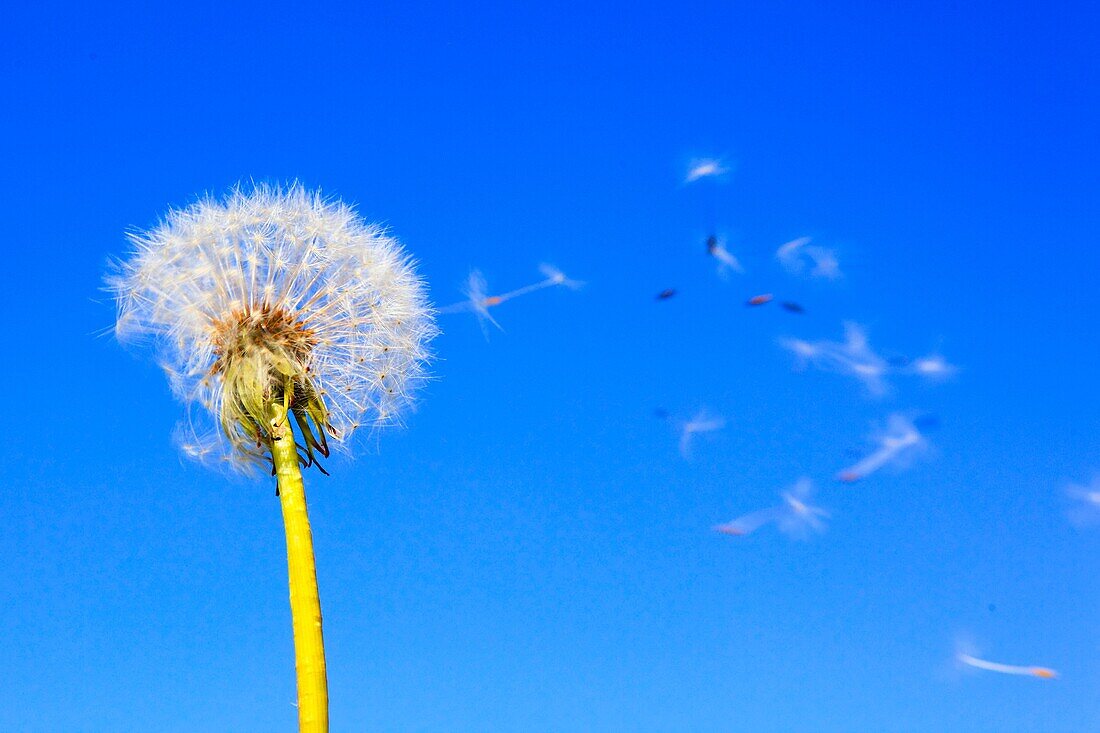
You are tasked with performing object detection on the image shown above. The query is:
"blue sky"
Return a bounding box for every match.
[2,1,1098,731]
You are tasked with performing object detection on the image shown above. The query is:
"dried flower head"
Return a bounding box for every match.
[110,184,436,471]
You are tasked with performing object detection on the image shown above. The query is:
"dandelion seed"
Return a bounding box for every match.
[713,507,776,536]
[685,158,728,183]
[656,288,677,301]
[439,263,581,337]
[776,236,810,265]
[108,183,436,731]
[780,301,805,314]
[706,234,744,276]
[957,653,1057,680]
[490,263,583,303]
[537,263,585,290]
[715,478,829,539]
[806,247,840,279]
[838,414,925,482]
[747,294,773,306]
[779,322,891,395]
[779,324,953,395]
[437,269,502,336]
[776,236,841,279]
[675,409,726,459]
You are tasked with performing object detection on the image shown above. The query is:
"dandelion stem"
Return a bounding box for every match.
[270,402,329,732]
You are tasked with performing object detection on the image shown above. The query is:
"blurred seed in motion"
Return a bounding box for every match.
[779,322,891,395]
[714,478,829,539]
[675,409,726,459]
[907,353,957,380]
[957,653,1057,680]
[706,234,744,276]
[685,158,728,183]
[838,414,925,483]
[779,323,954,396]
[776,236,841,279]
[656,288,677,301]
[439,263,582,337]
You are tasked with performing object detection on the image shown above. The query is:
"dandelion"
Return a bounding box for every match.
[109,183,436,732]
[714,478,829,539]
[439,263,582,337]
[837,413,925,483]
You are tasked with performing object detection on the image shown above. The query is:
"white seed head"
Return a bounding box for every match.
[109,183,437,471]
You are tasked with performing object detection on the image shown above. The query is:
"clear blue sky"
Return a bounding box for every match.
[2,2,1098,731]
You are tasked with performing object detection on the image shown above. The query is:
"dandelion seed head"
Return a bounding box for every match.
[109,183,437,471]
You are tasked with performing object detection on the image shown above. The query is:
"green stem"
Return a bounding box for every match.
[270,402,329,732]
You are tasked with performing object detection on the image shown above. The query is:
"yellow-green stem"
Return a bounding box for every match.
[270,403,329,732]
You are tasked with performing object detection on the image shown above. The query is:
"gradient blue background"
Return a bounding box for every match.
[2,2,1098,731]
